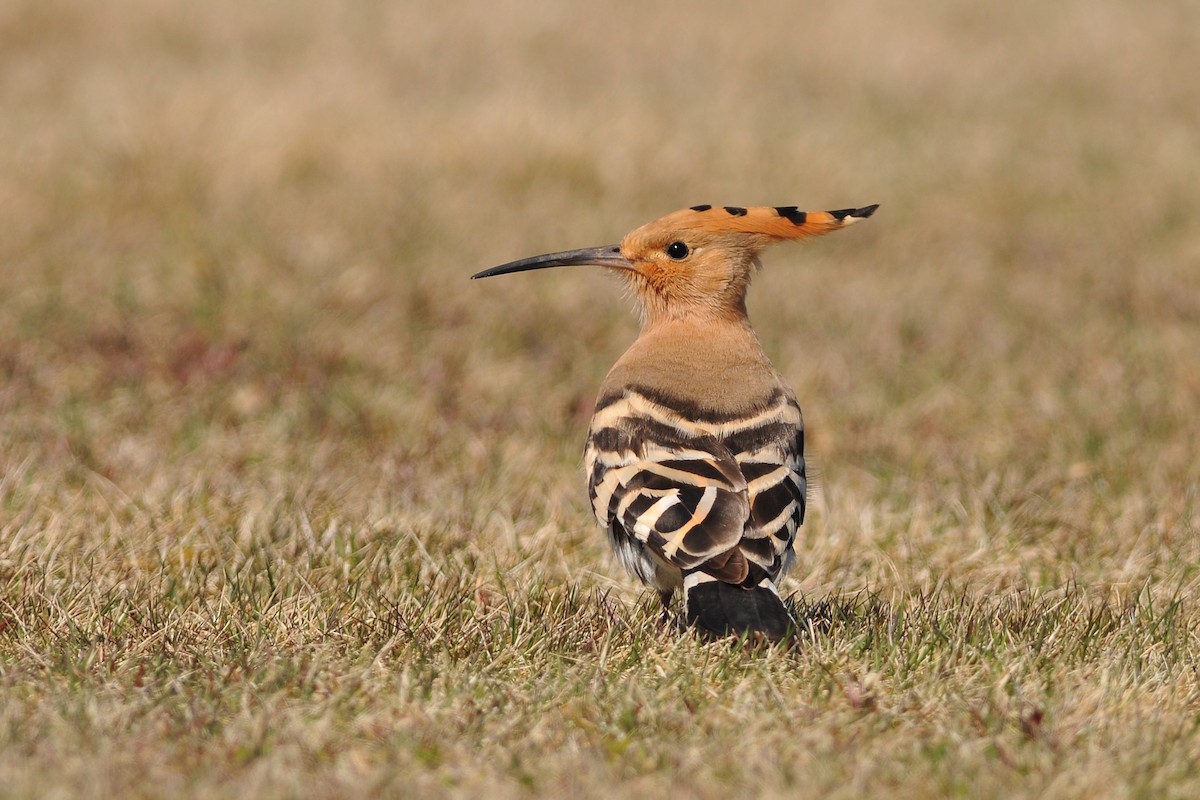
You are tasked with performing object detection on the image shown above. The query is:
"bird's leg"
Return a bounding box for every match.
[657,590,674,627]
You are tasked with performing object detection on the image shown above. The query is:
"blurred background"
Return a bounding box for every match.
[2,0,1198,594]
[3,1,1200,795]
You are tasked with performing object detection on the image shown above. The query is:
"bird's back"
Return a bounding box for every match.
[583,317,806,640]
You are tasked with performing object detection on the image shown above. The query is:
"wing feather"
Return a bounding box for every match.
[584,389,804,591]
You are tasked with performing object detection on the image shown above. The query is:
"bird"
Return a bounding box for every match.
[473,202,878,641]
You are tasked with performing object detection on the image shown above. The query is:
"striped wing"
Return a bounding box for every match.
[735,425,806,583]
[585,388,806,588]
[587,429,751,583]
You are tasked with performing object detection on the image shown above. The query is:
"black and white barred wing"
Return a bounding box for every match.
[586,434,751,584]
[735,424,806,582]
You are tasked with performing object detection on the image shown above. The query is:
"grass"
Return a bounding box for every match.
[2,0,1199,796]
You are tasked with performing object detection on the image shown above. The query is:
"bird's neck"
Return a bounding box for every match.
[639,307,754,340]
[600,313,786,415]
[637,292,749,329]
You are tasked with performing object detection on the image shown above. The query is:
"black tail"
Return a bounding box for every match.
[683,574,795,642]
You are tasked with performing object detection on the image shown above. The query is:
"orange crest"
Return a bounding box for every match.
[646,204,879,242]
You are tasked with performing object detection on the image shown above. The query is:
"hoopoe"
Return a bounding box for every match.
[474,203,878,641]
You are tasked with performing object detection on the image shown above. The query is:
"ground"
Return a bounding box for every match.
[1,0,1199,797]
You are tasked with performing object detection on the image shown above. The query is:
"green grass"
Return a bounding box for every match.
[2,0,1200,796]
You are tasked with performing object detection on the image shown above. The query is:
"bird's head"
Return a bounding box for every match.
[473,203,878,324]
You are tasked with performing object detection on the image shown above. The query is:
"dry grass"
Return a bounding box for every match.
[2,0,1199,797]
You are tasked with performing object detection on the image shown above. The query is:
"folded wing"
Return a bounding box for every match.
[587,424,751,584]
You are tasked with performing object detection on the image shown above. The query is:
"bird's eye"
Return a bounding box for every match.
[666,241,689,260]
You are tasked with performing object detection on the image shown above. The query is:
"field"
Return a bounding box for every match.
[2,0,1199,797]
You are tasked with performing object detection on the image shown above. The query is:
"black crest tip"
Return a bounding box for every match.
[830,204,880,221]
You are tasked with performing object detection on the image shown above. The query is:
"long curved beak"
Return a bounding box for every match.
[471,245,634,280]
